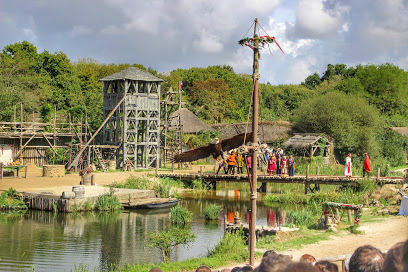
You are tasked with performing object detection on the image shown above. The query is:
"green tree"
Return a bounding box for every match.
[292,92,382,160]
[147,227,196,263]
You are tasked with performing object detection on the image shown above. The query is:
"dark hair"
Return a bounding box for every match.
[238,265,254,272]
[257,254,292,272]
[383,241,404,272]
[314,260,339,272]
[282,262,319,272]
[403,239,408,272]
[231,267,241,272]
[349,245,384,272]
[196,266,211,272]
[263,250,278,258]
[300,254,316,264]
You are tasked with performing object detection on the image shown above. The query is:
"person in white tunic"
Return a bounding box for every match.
[344,153,352,177]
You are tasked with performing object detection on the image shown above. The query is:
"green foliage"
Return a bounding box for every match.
[203,204,222,220]
[95,194,123,211]
[147,226,196,263]
[186,130,222,149]
[377,130,407,167]
[0,188,27,210]
[285,210,315,227]
[112,175,152,190]
[292,92,382,159]
[208,230,247,260]
[170,206,192,225]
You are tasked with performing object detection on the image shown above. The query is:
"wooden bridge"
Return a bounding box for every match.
[159,171,406,193]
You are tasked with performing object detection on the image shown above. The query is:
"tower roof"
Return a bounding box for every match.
[100,67,164,82]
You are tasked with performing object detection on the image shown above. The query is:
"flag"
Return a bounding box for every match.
[179,81,183,87]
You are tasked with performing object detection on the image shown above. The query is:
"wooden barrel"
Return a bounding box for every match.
[81,173,93,186]
[72,186,85,199]
[62,191,75,199]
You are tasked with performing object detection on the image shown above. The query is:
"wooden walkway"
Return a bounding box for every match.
[159,172,406,193]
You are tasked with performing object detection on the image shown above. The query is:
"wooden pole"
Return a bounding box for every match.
[249,18,259,267]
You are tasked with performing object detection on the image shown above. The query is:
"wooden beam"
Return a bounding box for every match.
[67,95,127,171]
[15,134,36,158]
[41,132,58,155]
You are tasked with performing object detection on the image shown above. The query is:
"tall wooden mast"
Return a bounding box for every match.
[249,18,260,267]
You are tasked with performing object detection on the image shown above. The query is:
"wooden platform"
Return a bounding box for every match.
[159,173,406,193]
[227,222,299,238]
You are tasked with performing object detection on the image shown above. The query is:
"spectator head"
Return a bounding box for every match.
[196,266,211,272]
[257,253,292,272]
[263,250,278,258]
[220,269,231,272]
[314,260,339,272]
[383,241,405,272]
[231,267,241,272]
[403,239,408,272]
[349,245,384,272]
[149,268,163,272]
[238,265,254,272]
[281,262,320,272]
[300,254,316,265]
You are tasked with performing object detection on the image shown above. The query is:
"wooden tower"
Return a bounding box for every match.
[100,67,163,169]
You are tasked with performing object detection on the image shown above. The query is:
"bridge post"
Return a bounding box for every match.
[305,165,310,194]
[316,166,319,175]
[200,166,203,176]
[260,183,267,193]
[172,162,174,172]
[377,168,381,180]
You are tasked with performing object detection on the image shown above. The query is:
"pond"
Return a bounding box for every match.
[0,189,292,272]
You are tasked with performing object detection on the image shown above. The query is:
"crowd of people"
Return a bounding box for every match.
[216,146,296,177]
[148,239,408,272]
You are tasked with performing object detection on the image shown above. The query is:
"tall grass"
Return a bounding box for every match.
[170,206,192,225]
[203,205,222,220]
[208,230,248,261]
[95,194,123,211]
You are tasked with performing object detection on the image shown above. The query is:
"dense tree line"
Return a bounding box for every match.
[0,41,407,166]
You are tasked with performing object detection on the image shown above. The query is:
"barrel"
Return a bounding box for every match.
[72,186,85,199]
[62,191,75,199]
[82,173,93,186]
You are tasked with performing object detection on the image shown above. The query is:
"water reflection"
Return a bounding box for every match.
[0,189,300,271]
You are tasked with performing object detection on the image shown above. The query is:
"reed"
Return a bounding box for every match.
[95,194,123,211]
[203,204,222,220]
[170,206,192,225]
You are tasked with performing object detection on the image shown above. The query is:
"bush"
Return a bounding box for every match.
[208,230,247,259]
[147,226,196,263]
[203,205,222,220]
[95,194,123,211]
[0,188,27,210]
[170,206,192,225]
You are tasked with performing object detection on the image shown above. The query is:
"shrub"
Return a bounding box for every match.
[208,230,247,260]
[147,226,196,263]
[0,188,27,210]
[170,206,192,225]
[95,194,123,211]
[203,205,222,220]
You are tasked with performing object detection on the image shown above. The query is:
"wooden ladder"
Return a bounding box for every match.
[93,146,107,171]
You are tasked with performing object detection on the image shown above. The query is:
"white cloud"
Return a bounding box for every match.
[70,25,92,38]
[293,0,349,38]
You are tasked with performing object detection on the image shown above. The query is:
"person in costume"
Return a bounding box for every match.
[288,155,295,176]
[216,156,228,174]
[276,153,282,175]
[344,153,352,177]
[363,153,371,177]
[246,155,252,174]
[227,151,236,175]
[281,155,288,175]
[236,152,244,174]
[267,155,275,176]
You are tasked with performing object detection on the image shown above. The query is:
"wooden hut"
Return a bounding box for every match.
[282,133,334,160]
[211,121,292,143]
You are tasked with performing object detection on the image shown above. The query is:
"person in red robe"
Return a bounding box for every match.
[363,153,371,177]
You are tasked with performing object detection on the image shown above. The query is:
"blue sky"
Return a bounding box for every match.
[1,0,407,84]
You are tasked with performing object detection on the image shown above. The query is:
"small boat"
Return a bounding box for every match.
[144,199,180,209]
[123,198,180,209]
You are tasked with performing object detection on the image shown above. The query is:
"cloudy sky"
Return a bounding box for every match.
[1,0,407,84]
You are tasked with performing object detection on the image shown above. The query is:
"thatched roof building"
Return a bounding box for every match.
[390,127,408,138]
[169,108,214,134]
[100,67,164,82]
[211,121,292,143]
[282,133,333,157]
